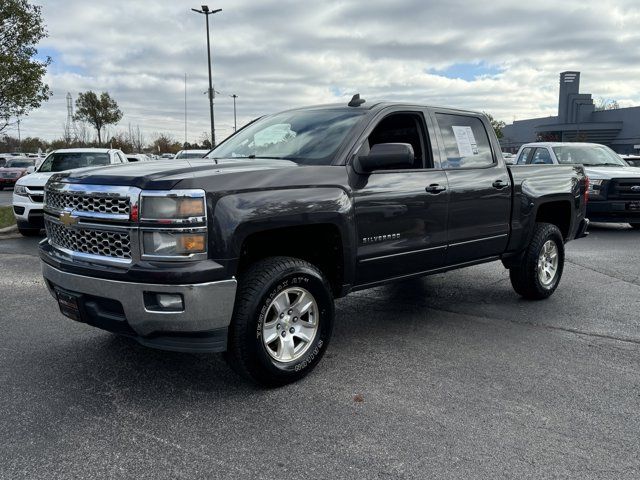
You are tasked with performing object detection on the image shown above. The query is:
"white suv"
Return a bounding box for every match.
[13,148,129,236]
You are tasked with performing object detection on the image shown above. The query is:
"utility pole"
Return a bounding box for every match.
[17,119,21,152]
[184,73,188,148]
[191,5,222,147]
[230,94,238,132]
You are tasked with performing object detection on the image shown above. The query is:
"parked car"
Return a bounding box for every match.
[161,153,175,159]
[515,142,640,229]
[0,157,35,190]
[39,100,588,386]
[621,155,640,168]
[12,148,129,236]
[174,149,209,159]
[126,154,150,162]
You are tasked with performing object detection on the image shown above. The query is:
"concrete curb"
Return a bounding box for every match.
[0,224,18,234]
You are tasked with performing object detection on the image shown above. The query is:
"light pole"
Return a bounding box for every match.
[230,94,238,132]
[191,5,222,147]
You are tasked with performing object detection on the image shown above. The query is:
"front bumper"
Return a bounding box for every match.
[0,178,18,188]
[12,192,44,228]
[587,200,640,223]
[42,261,237,353]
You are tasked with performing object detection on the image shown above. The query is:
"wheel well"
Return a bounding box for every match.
[237,224,344,296]
[535,201,571,239]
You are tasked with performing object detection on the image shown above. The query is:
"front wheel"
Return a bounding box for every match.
[509,223,565,300]
[226,256,334,387]
[18,227,42,237]
[630,223,640,230]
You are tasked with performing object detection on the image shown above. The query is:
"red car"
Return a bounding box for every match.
[0,157,35,190]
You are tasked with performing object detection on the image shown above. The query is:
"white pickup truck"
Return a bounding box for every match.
[13,148,129,236]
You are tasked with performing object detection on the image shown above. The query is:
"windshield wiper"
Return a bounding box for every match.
[246,155,288,160]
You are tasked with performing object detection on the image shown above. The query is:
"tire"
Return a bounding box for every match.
[226,256,334,387]
[630,223,640,230]
[18,227,41,237]
[509,223,565,300]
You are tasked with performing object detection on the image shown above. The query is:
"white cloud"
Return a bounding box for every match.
[13,0,640,143]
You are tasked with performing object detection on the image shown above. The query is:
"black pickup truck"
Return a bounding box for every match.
[39,98,589,386]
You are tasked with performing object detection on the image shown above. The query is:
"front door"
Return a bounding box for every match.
[351,110,449,286]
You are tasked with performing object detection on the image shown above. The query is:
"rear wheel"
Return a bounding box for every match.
[630,223,640,230]
[226,256,334,387]
[509,223,565,300]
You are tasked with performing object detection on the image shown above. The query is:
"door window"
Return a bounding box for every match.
[363,113,429,169]
[530,148,553,165]
[435,114,494,169]
[517,147,533,164]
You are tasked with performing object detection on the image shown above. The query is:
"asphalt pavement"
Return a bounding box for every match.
[1,224,639,479]
[0,189,13,206]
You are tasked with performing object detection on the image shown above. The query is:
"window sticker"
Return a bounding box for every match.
[451,126,479,157]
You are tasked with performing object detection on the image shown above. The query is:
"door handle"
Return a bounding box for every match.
[492,179,509,189]
[425,184,447,194]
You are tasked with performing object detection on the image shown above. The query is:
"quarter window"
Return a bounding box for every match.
[435,114,494,169]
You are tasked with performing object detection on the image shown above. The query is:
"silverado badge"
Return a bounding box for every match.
[59,211,79,226]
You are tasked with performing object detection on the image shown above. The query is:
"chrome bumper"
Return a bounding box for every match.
[42,262,237,337]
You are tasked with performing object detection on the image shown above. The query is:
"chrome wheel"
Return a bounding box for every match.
[537,240,559,287]
[262,287,319,363]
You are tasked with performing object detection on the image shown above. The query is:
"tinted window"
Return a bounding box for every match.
[435,114,494,169]
[363,113,427,170]
[517,147,532,165]
[208,109,366,165]
[39,152,110,172]
[530,148,553,165]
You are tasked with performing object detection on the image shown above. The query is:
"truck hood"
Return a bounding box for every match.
[51,158,300,190]
[15,171,56,187]
[584,165,640,180]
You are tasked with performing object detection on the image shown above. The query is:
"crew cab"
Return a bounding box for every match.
[39,99,589,386]
[13,148,129,236]
[515,142,640,229]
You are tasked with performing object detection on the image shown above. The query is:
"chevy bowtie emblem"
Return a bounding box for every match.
[59,211,78,226]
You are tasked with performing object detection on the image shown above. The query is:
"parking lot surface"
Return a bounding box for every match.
[0,189,13,207]
[1,225,639,479]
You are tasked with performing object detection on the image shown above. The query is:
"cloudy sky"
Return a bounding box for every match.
[12,0,640,144]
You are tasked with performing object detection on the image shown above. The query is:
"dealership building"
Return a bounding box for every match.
[501,71,640,154]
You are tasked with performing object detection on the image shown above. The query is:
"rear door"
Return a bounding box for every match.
[432,111,511,265]
[351,108,449,286]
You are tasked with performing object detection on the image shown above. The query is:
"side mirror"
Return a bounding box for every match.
[503,157,516,165]
[26,166,35,174]
[354,143,415,173]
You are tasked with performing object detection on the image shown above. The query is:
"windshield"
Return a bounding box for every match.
[5,159,34,168]
[39,152,110,172]
[207,109,366,165]
[175,151,207,159]
[552,145,627,167]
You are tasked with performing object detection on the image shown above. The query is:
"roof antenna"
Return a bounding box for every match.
[348,94,366,107]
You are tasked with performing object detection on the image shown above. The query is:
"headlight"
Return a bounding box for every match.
[141,192,205,220]
[143,231,207,256]
[14,185,28,197]
[588,178,604,195]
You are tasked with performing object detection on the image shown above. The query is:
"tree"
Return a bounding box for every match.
[483,112,506,139]
[0,0,52,133]
[74,91,123,146]
[594,98,620,112]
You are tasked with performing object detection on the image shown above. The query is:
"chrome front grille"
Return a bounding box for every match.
[45,219,132,260]
[46,190,131,215]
